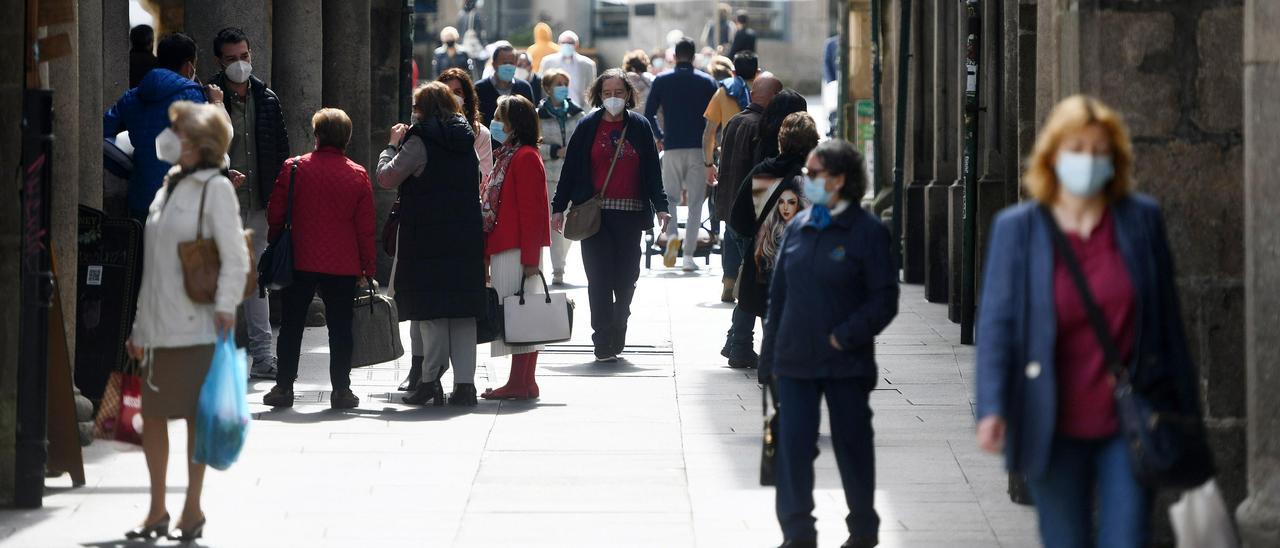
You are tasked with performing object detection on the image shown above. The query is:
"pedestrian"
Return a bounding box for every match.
[975,95,1205,548]
[729,10,758,58]
[207,26,291,382]
[717,77,782,368]
[537,68,586,286]
[621,50,655,110]
[730,111,819,335]
[457,0,485,45]
[517,52,543,105]
[378,82,487,407]
[261,108,375,411]
[539,31,598,107]
[124,101,248,543]
[551,69,671,362]
[480,95,552,400]
[433,26,472,78]
[475,43,535,127]
[759,139,898,548]
[129,24,156,88]
[702,3,733,51]
[643,37,718,271]
[105,33,216,224]
[707,55,734,82]
[526,22,559,73]
[753,90,809,166]
[823,35,839,137]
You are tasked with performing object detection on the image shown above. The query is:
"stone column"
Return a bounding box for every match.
[369,0,401,283]
[0,0,26,506]
[183,0,271,84]
[902,0,932,285]
[1238,1,1280,545]
[322,0,371,174]
[273,0,323,155]
[923,0,956,303]
[973,0,1016,306]
[47,4,81,366]
[102,0,130,109]
[1014,0,1036,200]
[946,0,966,323]
[80,0,104,210]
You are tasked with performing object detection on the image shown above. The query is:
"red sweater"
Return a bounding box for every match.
[591,119,641,199]
[485,146,551,264]
[1053,211,1133,439]
[267,147,376,277]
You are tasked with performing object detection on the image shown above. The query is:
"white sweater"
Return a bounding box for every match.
[131,168,249,349]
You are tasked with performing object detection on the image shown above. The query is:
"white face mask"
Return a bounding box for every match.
[453,93,466,109]
[155,128,183,164]
[515,68,530,82]
[224,60,252,84]
[603,97,626,116]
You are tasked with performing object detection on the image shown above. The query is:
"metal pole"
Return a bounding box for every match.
[959,0,980,345]
[400,0,414,122]
[870,0,884,196]
[890,0,912,272]
[837,1,850,140]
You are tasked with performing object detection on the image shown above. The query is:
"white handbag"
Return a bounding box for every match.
[502,271,574,346]
[1170,479,1239,548]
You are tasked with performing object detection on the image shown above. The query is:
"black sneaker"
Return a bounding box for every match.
[262,386,294,408]
[250,357,278,380]
[330,389,359,410]
[727,347,759,369]
[841,536,878,548]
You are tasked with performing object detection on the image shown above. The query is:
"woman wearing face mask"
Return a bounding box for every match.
[975,95,1203,548]
[551,69,671,362]
[377,82,487,407]
[758,139,898,548]
[124,101,248,542]
[537,69,585,286]
[481,95,551,400]
[621,50,655,112]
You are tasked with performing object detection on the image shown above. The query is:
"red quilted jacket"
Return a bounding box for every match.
[267,147,376,277]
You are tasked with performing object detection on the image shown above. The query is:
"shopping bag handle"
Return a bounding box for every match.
[514,269,552,305]
[360,279,380,314]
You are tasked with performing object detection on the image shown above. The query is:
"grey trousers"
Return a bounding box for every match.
[240,208,273,361]
[662,148,708,261]
[414,318,477,386]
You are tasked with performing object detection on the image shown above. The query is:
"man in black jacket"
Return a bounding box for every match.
[728,11,758,58]
[210,27,292,380]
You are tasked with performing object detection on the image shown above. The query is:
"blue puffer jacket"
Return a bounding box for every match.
[103,68,208,216]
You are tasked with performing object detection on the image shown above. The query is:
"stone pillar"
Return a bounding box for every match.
[183,0,271,84]
[322,0,371,174]
[80,0,104,210]
[1238,1,1280,545]
[102,0,130,109]
[946,0,967,323]
[973,0,1016,306]
[0,0,26,506]
[901,0,931,285]
[370,0,401,283]
[47,3,81,366]
[1014,0,1037,200]
[924,0,956,304]
[273,0,323,155]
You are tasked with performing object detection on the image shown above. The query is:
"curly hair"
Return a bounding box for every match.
[587,68,638,110]
[437,67,483,132]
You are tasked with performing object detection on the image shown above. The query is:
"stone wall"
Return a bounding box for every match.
[0,0,24,507]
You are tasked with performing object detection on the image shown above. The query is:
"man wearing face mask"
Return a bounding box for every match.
[433,26,471,78]
[537,31,597,107]
[208,26,292,380]
[105,32,215,224]
[517,52,542,105]
[476,44,535,143]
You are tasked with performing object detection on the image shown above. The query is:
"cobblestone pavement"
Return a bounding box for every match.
[0,248,1036,547]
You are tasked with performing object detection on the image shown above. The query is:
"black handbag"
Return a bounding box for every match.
[476,287,503,344]
[760,382,779,486]
[1042,207,1214,488]
[257,158,298,295]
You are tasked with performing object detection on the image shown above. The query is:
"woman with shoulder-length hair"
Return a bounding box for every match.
[537,68,586,286]
[481,95,552,400]
[550,69,672,362]
[975,95,1206,547]
[124,101,248,542]
[377,81,487,406]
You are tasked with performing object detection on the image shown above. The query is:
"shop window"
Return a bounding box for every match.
[593,0,630,39]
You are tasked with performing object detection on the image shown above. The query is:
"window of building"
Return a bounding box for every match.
[592,0,630,40]
[730,1,790,41]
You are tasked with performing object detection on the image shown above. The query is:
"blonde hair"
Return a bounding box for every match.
[312,108,353,150]
[541,68,570,95]
[708,55,734,81]
[1023,95,1135,204]
[167,101,232,168]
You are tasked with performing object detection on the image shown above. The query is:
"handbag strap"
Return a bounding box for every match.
[1040,206,1128,379]
[194,177,210,240]
[284,158,299,229]
[594,117,628,200]
[513,269,553,305]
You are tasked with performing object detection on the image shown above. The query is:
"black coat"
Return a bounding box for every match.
[209,73,291,207]
[393,115,487,321]
[475,77,535,126]
[550,109,669,229]
[729,28,758,58]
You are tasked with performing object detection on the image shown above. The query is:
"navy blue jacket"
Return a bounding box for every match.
[475,76,534,127]
[760,205,900,380]
[975,195,1201,478]
[643,63,718,150]
[550,109,669,229]
[103,68,208,215]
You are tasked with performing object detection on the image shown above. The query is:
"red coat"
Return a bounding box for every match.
[485,146,551,265]
[267,147,376,277]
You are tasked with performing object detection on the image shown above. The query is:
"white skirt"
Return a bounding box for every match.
[489,248,545,357]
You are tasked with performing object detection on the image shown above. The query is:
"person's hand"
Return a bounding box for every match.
[357,276,370,288]
[389,123,410,146]
[655,139,664,153]
[522,265,540,278]
[552,212,565,233]
[228,169,246,188]
[976,415,1006,454]
[705,164,718,185]
[126,338,144,361]
[205,84,224,104]
[656,211,672,233]
[214,312,235,337]
[829,333,844,351]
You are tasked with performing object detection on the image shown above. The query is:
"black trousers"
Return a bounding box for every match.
[580,210,647,351]
[276,270,357,392]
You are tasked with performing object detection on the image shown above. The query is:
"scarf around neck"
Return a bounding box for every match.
[481,143,519,232]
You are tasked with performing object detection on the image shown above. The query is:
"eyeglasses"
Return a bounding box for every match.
[801,167,829,178]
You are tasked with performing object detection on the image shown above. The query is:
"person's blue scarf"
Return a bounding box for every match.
[805,204,833,230]
[721,76,751,110]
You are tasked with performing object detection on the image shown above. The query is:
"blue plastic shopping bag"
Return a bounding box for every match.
[193,333,250,470]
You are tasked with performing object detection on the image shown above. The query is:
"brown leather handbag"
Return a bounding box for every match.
[562,118,627,241]
[176,176,256,304]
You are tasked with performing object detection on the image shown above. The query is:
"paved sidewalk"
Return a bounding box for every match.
[0,249,1036,547]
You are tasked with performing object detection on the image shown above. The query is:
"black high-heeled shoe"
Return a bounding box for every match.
[398,356,424,391]
[124,513,169,540]
[402,380,444,406]
[167,516,205,542]
[449,383,477,406]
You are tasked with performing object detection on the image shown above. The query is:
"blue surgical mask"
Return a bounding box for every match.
[553,86,570,102]
[1054,151,1114,198]
[490,120,508,143]
[802,175,830,207]
[496,64,517,82]
[561,44,576,58]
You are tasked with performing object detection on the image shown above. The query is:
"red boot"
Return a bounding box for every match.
[524,351,539,399]
[482,353,533,400]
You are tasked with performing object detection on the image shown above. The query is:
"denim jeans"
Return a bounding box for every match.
[1027,435,1151,548]
[724,228,755,348]
[721,226,744,281]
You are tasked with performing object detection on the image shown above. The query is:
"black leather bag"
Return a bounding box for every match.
[1043,207,1214,489]
[475,287,503,344]
[760,383,779,486]
[257,158,298,295]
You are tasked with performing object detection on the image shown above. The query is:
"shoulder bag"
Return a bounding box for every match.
[759,381,779,486]
[350,280,405,368]
[257,159,298,293]
[562,118,627,241]
[175,175,256,304]
[1042,206,1214,489]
